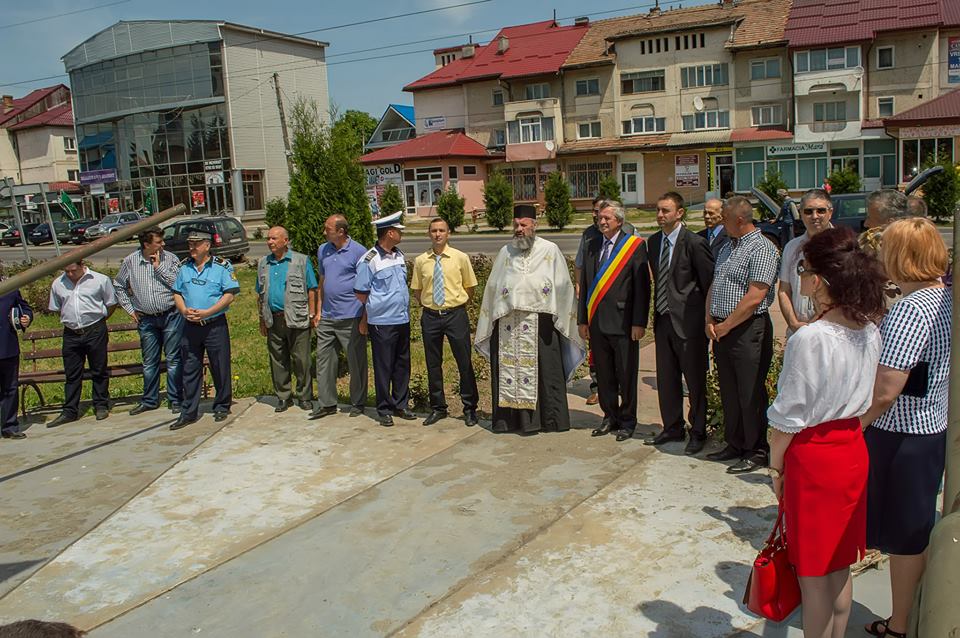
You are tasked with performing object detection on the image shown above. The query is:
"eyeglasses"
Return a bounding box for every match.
[802,207,831,216]
[796,260,830,285]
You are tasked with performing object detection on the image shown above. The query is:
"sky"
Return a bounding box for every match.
[0,0,715,118]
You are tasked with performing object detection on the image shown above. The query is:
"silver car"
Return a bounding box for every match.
[84,212,144,240]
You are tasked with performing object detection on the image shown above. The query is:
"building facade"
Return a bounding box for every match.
[63,20,329,217]
[0,85,79,185]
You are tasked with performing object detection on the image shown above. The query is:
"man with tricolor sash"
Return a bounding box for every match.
[475,205,585,435]
[577,200,651,442]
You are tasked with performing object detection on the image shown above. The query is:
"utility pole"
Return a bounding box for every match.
[273,72,295,177]
[2,177,30,262]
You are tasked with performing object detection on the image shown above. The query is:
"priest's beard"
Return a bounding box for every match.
[512,233,535,251]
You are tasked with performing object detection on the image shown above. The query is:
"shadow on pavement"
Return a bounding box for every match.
[0,560,47,584]
[702,504,779,552]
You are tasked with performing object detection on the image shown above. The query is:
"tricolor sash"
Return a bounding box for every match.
[586,234,643,324]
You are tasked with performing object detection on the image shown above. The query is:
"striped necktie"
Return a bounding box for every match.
[433,254,445,308]
[656,237,671,314]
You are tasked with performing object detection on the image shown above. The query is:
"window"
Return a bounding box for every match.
[241,170,264,211]
[750,58,781,81]
[680,63,729,88]
[877,97,894,117]
[502,166,538,200]
[621,116,666,135]
[414,166,443,207]
[493,129,506,147]
[621,70,665,94]
[813,101,847,122]
[751,104,783,126]
[448,166,458,179]
[463,165,477,175]
[877,46,894,70]
[682,110,730,131]
[567,161,614,199]
[507,117,554,144]
[575,78,600,96]
[492,89,503,106]
[63,136,77,152]
[67,169,80,181]
[578,121,601,139]
[901,137,954,181]
[380,128,413,142]
[525,83,550,100]
[795,46,860,73]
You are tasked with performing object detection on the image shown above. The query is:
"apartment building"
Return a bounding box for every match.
[63,20,329,217]
[0,85,80,186]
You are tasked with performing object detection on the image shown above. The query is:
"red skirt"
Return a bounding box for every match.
[784,417,868,577]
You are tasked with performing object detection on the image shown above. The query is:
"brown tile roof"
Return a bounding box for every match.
[883,89,960,126]
[557,134,672,155]
[563,0,792,69]
[729,126,794,142]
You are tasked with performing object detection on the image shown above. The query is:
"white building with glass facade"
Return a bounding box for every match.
[63,20,328,217]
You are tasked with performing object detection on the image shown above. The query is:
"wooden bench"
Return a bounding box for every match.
[19,321,209,415]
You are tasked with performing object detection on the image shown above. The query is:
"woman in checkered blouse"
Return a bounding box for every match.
[859,218,951,638]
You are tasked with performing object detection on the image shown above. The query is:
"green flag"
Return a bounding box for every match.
[59,190,79,220]
[144,180,158,215]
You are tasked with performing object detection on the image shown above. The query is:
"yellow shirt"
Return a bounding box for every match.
[411,245,478,310]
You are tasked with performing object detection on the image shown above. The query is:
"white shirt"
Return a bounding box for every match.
[659,222,683,267]
[49,268,117,330]
[779,233,816,334]
[768,320,881,434]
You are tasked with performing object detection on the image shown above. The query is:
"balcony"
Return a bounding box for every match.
[504,96,561,121]
[794,120,862,143]
[794,68,863,97]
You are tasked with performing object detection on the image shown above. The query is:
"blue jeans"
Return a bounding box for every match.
[138,309,183,408]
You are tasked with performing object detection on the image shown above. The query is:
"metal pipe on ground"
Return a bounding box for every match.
[0,203,186,298]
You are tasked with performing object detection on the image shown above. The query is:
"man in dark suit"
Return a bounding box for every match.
[578,200,651,442]
[697,197,729,260]
[644,192,715,455]
[0,284,34,439]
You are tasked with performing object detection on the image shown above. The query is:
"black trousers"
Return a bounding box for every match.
[421,306,478,412]
[654,312,708,439]
[0,355,20,432]
[369,322,410,416]
[181,316,232,421]
[589,326,639,431]
[62,319,109,418]
[712,313,773,457]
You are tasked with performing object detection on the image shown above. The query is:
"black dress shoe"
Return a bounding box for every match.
[214,411,230,422]
[591,418,618,437]
[643,430,685,446]
[129,404,158,416]
[423,410,448,426]
[394,409,417,420]
[299,400,313,412]
[95,407,110,421]
[275,400,292,413]
[464,410,479,427]
[684,436,707,456]
[379,414,395,427]
[615,429,635,442]
[349,406,364,417]
[169,403,182,413]
[170,416,197,431]
[706,445,742,462]
[1,429,26,439]
[309,406,337,420]
[726,455,768,474]
[47,414,77,428]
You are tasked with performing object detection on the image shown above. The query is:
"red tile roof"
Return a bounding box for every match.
[49,181,82,193]
[360,130,499,163]
[729,127,794,142]
[405,20,589,91]
[883,89,960,126]
[7,103,73,131]
[785,0,960,49]
[0,85,66,126]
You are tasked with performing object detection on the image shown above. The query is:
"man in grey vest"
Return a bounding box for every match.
[257,226,319,412]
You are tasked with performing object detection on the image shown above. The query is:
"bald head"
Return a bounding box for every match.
[703,198,723,229]
[266,226,289,258]
[722,196,756,238]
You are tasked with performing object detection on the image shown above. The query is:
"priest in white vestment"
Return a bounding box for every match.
[474,204,586,434]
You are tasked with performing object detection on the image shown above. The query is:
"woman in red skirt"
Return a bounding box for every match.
[767,226,887,638]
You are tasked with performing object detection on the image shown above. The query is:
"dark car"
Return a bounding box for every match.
[163,216,250,261]
[1,223,42,247]
[68,219,98,244]
[29,222,73,246]
[756,190,867,250]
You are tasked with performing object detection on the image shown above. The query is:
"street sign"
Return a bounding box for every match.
[80,169,118,185]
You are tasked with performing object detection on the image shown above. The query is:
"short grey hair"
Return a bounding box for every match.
[866,189,909,222]
[906,195,928,218]
[800,188,833,208]
[704,197,723,209]
[723,196,754,222]
[598,200,625,223]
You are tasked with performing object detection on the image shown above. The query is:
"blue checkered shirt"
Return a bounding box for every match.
[709,229,779,319]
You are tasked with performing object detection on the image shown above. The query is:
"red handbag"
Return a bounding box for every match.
[743,505,802,622]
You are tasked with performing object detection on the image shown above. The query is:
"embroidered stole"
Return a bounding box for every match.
[497,310,539,410]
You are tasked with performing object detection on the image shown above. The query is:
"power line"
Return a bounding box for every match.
[0,0,133,30]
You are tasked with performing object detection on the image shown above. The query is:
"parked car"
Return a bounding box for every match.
[1,223,41,247]
[84,212,144,240]
[162,216,250,261]
[28,222,73,246]
[68,219,98,244]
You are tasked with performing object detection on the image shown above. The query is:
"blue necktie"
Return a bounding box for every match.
[433,254,445,307]
[600,239,613,267]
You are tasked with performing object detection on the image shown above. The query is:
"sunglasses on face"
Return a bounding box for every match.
[802,207,831,216]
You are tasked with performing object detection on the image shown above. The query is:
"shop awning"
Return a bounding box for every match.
[667,130,731,147]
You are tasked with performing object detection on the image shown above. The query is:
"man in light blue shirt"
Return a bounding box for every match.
[354,211,413,427]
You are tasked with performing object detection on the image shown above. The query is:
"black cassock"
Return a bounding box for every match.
[490,313,570,434]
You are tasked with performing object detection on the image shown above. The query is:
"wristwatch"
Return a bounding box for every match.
[767,467,784,479]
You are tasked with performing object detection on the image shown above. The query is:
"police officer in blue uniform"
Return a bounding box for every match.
[170,228,240,430]
[354,211,415,427]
